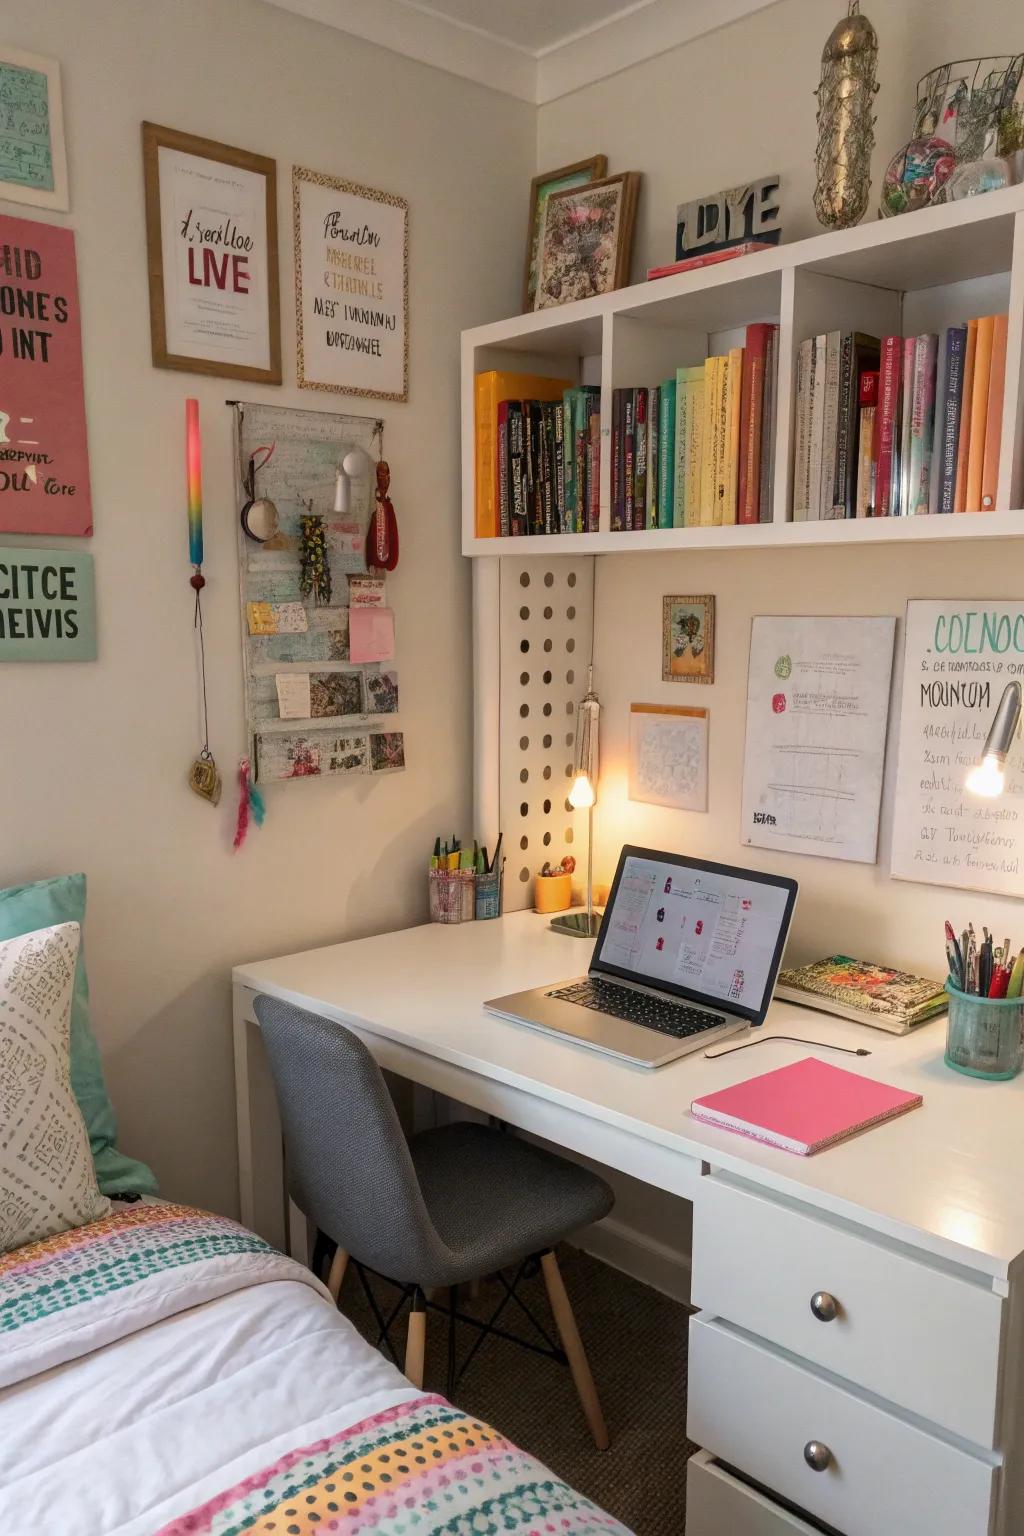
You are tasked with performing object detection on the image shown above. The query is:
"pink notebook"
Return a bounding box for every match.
[691,1056,922,1156]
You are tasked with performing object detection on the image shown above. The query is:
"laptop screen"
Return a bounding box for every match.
[591,847,797,1025]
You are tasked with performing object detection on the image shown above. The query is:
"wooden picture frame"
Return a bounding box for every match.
[662,594,715,684]
[293,164,409,403]
[142,122,281,383]
[523,154,607,311]
[0,47,68,211]
[534,172,640,311]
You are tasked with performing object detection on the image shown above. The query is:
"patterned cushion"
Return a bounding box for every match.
[0,923,110,1254]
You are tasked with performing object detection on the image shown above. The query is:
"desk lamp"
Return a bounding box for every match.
[965,681,1022,797]
[551,667,601,939]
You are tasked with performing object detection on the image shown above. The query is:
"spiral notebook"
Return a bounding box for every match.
[690,1056,922,1156]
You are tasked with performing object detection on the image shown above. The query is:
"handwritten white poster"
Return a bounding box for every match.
[294,166,408,402]
[157,145,274,374]
[892,600,1024,896]
[741,616,896,864]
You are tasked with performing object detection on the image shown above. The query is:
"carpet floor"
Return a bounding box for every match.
[337,1246,697,1536]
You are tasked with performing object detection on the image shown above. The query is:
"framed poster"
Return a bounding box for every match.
[293,165,408,402]
[142,122,281,383]
[892,600,1024,896]
[740,615,896,864]
[0,48,68,211]
[0,546,95,660]
[522,155,606,311]
[662,594,715,683]
[0,213,92,536]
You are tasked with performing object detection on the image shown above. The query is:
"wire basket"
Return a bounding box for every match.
[428,870,476,924]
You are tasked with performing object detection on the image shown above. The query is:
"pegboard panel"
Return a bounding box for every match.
[498,555,595,911]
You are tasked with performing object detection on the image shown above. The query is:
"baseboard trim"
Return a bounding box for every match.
[574,1215,692,1306]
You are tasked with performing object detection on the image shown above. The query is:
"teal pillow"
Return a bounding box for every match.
[0,874,158,1197]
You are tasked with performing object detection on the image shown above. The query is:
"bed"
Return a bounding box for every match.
[0,1201,630,1536]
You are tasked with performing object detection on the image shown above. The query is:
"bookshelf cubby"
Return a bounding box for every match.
[462,183,1024,555]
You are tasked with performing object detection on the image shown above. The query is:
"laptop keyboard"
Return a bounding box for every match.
[547,977,727,1041]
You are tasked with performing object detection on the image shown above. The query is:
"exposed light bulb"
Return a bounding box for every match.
[569,773,595,810]
[965,753,1006,798]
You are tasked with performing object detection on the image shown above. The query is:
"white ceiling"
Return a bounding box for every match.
[263,0,782,104]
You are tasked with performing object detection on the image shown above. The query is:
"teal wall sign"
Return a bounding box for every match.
[0,545,96,660]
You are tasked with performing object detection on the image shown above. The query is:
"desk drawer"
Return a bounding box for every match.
[692,1175,1003,1447]
[687,1452,824,1535]
[688,1317,996,1536]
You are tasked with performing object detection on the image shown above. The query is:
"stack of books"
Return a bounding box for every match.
[793,314,1008,519]
[611,321,779,529]
[774,954,948,1035]
[473,370,599,537]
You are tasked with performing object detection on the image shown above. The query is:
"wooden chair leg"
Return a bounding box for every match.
[540,1250,610,1451]
[405,1287,427,1389]
[326,1247,349,1302]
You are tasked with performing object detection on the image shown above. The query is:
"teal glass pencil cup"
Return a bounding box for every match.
[944,978,1024,1080]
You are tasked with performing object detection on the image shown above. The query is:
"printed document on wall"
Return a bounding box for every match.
[741,616,896,864]
[891,600,1024,896]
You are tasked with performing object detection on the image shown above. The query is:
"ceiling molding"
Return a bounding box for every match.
[259,0,784,106]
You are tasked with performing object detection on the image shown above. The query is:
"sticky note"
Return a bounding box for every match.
[276,673,312,719]
[349,605,395,664]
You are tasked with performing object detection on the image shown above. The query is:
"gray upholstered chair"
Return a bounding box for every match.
[254,994,614,1448]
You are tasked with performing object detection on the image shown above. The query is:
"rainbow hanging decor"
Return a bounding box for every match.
[185,397,204,568]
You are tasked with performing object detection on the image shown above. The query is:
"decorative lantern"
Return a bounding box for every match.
[814,2,880,229]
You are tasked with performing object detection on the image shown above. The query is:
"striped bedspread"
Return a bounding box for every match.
[1,1205,631,1536]
[156,1393,627,1536]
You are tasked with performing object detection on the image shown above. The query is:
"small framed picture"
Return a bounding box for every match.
[523,155,607,311]
[534,171,640,311]
[0,47,68,210]
[142,121,281,383]
[663,595,715,684]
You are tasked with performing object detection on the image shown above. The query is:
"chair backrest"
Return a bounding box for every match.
[254,995,448,1285]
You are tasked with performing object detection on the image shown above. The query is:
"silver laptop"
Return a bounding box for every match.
[486,846,798,1069]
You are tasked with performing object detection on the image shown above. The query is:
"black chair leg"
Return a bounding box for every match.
[310,1227,335,1281]
[446,1283,459,1400]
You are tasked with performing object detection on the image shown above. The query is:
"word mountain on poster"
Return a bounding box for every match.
[0,213,91,535]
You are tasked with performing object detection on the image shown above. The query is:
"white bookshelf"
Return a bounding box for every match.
[461,184,1024,556]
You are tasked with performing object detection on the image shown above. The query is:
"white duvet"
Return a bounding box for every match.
[0,1277,420,1535]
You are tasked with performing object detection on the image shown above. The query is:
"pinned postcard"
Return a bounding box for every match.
[349,605,395,664]
[275,673,312,720]
[247,600,309,636]
[310,671,363,717]
[348,573,386,607]
[370,731,405,772]
[365,670,399,714]
[629,704,708,811]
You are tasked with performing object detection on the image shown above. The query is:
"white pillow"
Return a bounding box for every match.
[0,922,110,1253]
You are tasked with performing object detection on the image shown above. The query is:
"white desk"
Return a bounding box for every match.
[234,911,1024,1536]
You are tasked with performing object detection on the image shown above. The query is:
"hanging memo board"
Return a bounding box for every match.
[234,401,404,785]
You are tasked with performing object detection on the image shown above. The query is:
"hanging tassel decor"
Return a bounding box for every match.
[366,458,399,571]
[233,756,266,851]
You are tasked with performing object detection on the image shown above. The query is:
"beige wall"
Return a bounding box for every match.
[538,0,1024,276]
[1,0,533,1214]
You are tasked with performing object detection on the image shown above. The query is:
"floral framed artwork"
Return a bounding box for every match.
[534,171,640,311]
[0,47,68,211]
[663,595,715,684]
[523,155,606,311]
[142,122,281,383]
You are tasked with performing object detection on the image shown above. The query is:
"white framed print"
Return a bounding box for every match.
[0,47,69,211]
[142,122,281,384]
[293,164,408,403]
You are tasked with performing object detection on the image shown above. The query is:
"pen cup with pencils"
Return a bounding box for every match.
[945,980,1024,1080]
[475,864,504,920]
[428,870,476,924]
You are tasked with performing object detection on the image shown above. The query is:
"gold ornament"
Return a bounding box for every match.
[814,2,880,229]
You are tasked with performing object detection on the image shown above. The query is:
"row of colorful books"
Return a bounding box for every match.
[793,314,1008,519]
[610,323,779,529]
[474,370,600,537]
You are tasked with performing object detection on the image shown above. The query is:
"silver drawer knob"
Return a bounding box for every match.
[804,1440,833,1472]
[810,1290,839,1322]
